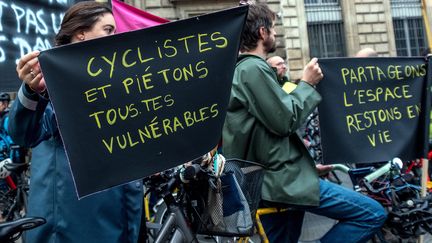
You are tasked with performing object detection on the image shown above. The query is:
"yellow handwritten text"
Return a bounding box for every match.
[86,31,227,79]
[343,84,412,106]
[89,103,139,129]
[345,106,402,133]
[406,104,421,119]
[141,94,175,112]
[101,104,219,154]
[341,64,426,85]
[157,61,208,84]
[84,84,112,103]
[367,130,392,147]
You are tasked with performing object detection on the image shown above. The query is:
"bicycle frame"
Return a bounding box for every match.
[141,166,201,243]
[1,164,28,222]
[153,203,196,243]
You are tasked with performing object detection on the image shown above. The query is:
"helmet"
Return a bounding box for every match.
[0,92,10,102]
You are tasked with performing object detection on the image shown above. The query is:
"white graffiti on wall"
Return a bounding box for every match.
[0,1,68,64]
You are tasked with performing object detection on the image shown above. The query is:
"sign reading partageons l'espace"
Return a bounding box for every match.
[317,57,431,164]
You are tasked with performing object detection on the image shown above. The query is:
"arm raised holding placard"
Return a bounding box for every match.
[222,3,386,243]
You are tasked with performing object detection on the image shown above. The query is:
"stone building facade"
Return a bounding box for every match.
[108,0,431,80]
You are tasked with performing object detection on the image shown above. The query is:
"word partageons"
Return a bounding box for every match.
[341,63,426,147]
[82,31,229,154]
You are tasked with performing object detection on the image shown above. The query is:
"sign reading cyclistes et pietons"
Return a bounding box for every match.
[39,6,248,197]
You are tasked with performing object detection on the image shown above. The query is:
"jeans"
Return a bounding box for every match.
[260,179,387,243]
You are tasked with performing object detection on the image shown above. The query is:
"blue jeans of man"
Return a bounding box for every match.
[260,179,387,243]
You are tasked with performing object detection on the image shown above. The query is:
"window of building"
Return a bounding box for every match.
[307,23,345,58]
[305,0,339,4]
[391,0,428,56]
[305,0,346,58]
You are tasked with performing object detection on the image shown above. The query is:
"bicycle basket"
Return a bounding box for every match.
[190,158,264,237]
[224,159,264,215]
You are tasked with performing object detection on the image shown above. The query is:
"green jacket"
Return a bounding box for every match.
[223,54,322,206]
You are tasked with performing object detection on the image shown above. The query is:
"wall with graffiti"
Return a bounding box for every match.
[0,0,81,91]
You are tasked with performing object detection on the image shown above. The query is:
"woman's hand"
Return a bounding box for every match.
[16,50,46,93]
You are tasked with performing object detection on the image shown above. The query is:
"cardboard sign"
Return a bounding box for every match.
[38,6,248,197]
[0,0,82,92]
[317,57,431,164]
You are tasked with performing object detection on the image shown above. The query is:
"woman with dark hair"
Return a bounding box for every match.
[10,2,143,242]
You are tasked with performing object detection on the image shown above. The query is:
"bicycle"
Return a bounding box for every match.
[0,145,30,222]
[139,160,215,243]
[332,158,432,242]
[142,157,264,243]
[241,158,432,243]
[0,217,45,243]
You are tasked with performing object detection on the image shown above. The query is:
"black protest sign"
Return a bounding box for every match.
[0,0,83,92]
[38,6,248,197]
[317,58,431,164]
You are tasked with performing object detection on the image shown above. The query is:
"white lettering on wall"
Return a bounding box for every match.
[0,35,7,62]
[0,2,8,31]
[0,1,66,63]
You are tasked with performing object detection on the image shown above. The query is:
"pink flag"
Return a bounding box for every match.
[111,0,169,33]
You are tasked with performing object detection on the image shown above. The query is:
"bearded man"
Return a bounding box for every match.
[222,3,387,243]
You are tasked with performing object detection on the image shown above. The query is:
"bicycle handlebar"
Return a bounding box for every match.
[363,158,403,182]
[144,162,213,197]
[331,164,350,173]
[331,157,403,183]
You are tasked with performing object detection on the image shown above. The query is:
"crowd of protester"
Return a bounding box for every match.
[1,1,431,243]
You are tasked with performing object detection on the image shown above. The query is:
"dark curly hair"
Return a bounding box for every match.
[55,1,112,46]
[240,3,276,52]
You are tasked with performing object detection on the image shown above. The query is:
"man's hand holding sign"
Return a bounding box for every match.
[30,6,247,198]
[317,57,431,164]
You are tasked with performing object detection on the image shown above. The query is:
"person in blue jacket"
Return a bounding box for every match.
[9,2,143,242]
[0,92,13,194]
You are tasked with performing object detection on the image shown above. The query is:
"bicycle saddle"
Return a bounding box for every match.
[0,217,46,242]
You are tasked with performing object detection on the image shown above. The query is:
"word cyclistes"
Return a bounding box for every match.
[86,31,228,79]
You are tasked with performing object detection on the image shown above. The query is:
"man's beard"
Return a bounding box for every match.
[263,37,276,54]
